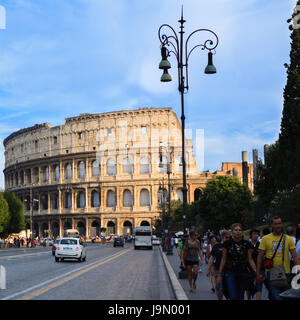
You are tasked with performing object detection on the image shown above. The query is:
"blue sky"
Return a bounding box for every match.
[0,0,297,189]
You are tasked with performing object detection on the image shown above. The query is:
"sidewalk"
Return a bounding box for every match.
[162,247,218,300]
[162,247,269,300]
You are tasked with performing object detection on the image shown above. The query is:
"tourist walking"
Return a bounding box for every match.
[181,231,204,292]
[217,223,257,300]
[247,229,267,300]
[206,230,231,300]
[256,216,300,300]
[206,234,217,293]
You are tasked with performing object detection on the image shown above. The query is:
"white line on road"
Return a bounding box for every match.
[1,249,130,300]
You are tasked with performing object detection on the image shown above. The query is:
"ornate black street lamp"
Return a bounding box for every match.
[158,7,219,235]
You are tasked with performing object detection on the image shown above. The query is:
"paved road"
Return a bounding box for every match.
[0,243,174,300]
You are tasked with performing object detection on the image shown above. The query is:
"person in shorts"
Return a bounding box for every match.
[181,231,204,292]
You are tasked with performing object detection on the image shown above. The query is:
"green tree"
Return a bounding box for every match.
[3,191,25,234]
[197,176,254,231]
[269,185,300,223]
[0,193,9,234]
[277,1,300,189]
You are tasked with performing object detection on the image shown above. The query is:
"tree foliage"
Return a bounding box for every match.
[0,193,9,234]
[256,4,300,218]
[2,191,25,235]
[195,176,254,231]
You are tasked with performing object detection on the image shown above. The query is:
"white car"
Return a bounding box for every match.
[55,238,86,262]
[152,236,161,245]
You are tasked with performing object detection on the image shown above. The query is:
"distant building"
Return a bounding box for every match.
[214,162,254,193]
[3,107,227,238]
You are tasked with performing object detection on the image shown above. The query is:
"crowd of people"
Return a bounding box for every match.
[0,236,38,248]
[176,216,300,300]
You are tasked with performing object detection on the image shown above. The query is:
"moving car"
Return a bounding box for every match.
[42,238,53,247]
[152,235,160,246]
[52,239,60,256]
[55,237,86,262]
[113,237,124,247]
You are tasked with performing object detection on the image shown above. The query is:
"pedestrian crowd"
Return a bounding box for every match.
[174,216,300,300]
[0,236,38,248]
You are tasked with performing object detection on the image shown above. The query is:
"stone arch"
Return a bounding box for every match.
[77,221,86,236]
[107,221,115,234]
[90,219,100,237]
[158,187,168,204]
[63,220,72,230]
[140,156,149,174]
[140,220,150,226]
[107,190,116,207]
[123,157,133,174]
[107,158,116,176]
[41,222,49,237]
[76,190,85,208]
[123,189,133,207]
[92,159,100,176]
[33,223,39,237]
[78,161,86,179]
[194,188,202,201]
[52,222,59,237]
[175,188,183,202]
[140,189,150,206]
[123,220,133,235]
[65,163,72,179]
[91,190,100,207]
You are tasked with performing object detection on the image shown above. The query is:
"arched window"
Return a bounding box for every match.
[65,192,72,209]
[123,189,133,207]
[55,165,60,181]
[141,221,150,226]
[41,194,48,210]
[78,161,86,179]
[66,163,72,179]
[77,191,85,208]
[175,156,183,173]
[92,160,100,176]
[107,158,116,176]
[140,156,149,174]
[123,157,133,174]
[158,188,168,204]
[194,188,202,201]
[158,155,168,173]
[176,188,183,202]
[91,190,100,207]
[140,189,150,206]
[107,190,116,207]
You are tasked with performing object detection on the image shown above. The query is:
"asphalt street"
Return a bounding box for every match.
[0,242,174,300]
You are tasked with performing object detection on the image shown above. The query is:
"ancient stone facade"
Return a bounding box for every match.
[3,107,224,238]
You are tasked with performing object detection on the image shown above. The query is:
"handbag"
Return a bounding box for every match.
[269,235,290,290]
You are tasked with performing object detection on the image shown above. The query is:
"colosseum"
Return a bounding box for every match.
[3,107,225,238]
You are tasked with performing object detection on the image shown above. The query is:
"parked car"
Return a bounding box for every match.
[113,237,124,247]
[42,238,53,247]
[55,237,86,262]
[52,239,60,256]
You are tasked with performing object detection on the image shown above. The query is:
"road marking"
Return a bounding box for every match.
[2,248,131,300]
[0,251,50,260]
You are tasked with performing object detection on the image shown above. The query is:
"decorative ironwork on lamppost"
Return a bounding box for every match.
[158,7,219,236]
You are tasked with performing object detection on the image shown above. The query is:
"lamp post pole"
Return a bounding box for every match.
[158,7,219,237]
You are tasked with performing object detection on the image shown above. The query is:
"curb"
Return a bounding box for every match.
[159,246,188,300]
